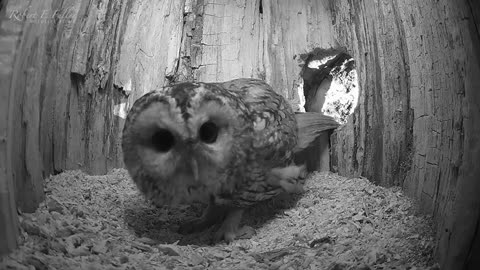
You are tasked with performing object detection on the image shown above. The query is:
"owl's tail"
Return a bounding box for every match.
[294,112,340,152]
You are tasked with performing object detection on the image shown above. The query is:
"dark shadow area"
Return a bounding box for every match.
[123,192,304,247]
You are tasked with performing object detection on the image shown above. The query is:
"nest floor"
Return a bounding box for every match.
[1,170,438,270]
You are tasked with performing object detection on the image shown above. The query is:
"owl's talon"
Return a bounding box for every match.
[213,225,254,243]
[213,208,245,243]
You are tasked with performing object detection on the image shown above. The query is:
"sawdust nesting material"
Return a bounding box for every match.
[1,170,438,270]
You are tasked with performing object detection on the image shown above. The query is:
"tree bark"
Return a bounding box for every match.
[328,0,480,268]
[0,1,21,255]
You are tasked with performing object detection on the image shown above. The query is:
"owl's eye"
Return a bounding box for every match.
[151,129,175,152]
[199,121,219,144]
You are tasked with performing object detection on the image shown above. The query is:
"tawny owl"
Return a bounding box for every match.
[121,78,338,242]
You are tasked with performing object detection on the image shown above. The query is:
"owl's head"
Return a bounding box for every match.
[122,83,249,205]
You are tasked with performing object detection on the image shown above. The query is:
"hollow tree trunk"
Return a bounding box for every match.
[328,0,480,268]
[2,1,479,269]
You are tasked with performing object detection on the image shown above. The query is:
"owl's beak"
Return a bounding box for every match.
[191,158,199,182]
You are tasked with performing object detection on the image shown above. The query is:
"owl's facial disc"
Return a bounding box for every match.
[127,101,187,180]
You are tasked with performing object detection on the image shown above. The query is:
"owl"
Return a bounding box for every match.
[121,78,338,242]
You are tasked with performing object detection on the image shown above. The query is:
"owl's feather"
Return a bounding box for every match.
[294,112,340,151]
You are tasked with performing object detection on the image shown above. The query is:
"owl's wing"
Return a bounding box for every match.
[218,79,297,167]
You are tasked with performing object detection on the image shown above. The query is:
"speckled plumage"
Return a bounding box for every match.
[121,78,338,242]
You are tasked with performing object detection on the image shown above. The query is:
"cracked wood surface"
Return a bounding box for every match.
[0,1,22,256]
[328,0,480,268]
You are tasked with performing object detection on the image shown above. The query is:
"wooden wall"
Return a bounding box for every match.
[328,0,480,268]
[0,1,21,255]
[5,0,132,212]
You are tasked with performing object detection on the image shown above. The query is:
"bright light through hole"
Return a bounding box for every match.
[299,50,359,125]
[322,61,359,124]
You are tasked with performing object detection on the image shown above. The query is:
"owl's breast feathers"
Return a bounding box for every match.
[205,79,298,207]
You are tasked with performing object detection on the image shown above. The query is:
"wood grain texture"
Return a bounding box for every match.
[262,0,337,106]
[7,0,140,211]
[328,0,480,268]
[0,0,22,255]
